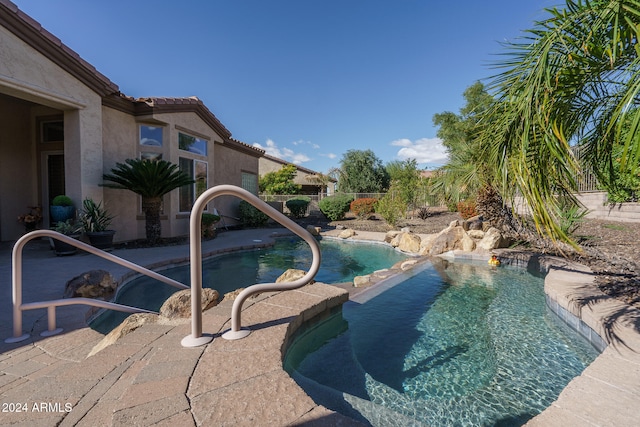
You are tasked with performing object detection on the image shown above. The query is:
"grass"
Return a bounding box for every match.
[602,224,628,231]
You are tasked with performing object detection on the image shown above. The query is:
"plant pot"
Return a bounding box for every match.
[53,234,81,256]
[50,206,75,225]
[86,230,116,251]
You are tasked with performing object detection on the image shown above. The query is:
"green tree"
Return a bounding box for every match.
[102,158,194,244]
[482,0,640,244]
[337,149,390,193]
[431,82,513,227]
[259,164,301,195]
[386,159,420,210]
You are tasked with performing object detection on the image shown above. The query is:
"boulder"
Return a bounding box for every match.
[422,226,475,255]
[396,232,422,253]
[88,312,158,356]
[276,268,315,284]
[353,275,370,287]
[64,270,117,300]
[306,225,321,236]
[338,228,357,239]
[477,227,507,251]
[467,230,485,239]
[159,288,219,319]
[384,230,402,243]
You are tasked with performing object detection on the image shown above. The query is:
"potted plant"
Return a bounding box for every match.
[201,212,220,239]
[52,219,82,256]
[17,206,42,233]
[79,198,115,250]
[50,195,75,226]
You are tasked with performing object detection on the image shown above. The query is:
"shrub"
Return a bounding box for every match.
[318,194,354,221]
[286,197,311,218]
[350,198,377,219]
[52,195,73,206]
[456,200,478,219]
[238,200,269,227]
[375,193,405,226]
[201,212,220,238]
[417,206,431,220]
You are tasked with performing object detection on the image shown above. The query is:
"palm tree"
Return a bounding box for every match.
[483,0,640,244]
[102,158,194,244]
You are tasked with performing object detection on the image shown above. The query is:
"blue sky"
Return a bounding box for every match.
[14,0,558,174]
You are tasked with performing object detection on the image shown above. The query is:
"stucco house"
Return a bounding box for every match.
[0,1,264,242]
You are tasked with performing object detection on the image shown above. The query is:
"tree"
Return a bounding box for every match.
[431,82,513,227]
[386,159,420,210]
[482,0,640,244]
[337,149,390,193]
[259,164,301,195]
[102,158,194,244]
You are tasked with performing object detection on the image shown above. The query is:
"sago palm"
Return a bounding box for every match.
[102,158,194,244]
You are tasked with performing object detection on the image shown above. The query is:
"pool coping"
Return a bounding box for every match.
[1,229,639,425]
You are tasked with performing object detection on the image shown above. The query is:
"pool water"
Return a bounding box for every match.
[284,259,600,427]
[89,237,409,333]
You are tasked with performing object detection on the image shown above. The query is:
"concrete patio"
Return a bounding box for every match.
[0,228,638,426]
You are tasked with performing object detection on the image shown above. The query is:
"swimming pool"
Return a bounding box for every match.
[284,258,600,426]
[89,237,410,333]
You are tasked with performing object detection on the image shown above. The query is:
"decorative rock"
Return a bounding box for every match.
[467,220,483,231]
[276,269,315,284]
[306,225,321,236]
[64,270,117,300]
[223,288,243,302]
[384,230,402,243]
[353,275,370,287]
[338,228,356,239]
[400,227,411,233]
[397,232,422,253]
[400,259,419,270]
[159,288,219,319]
[88,313,158,356]
[422,226,476,255]
[335,224,346,230]
[477,227,507,251]
[467,230,485,239]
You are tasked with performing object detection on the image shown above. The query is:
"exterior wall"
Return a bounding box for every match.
[0,25,104,240]
[576,192,640,223]
[514,192,640,223]
[101,107,141,242]
[100,106,259,240]
[0,96,33,241]
[213,142,261,226]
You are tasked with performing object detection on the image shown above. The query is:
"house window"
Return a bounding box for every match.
[178,132,207,156]
[179,158,208,212]
[41,120,64,143]
[140,125,163,146]
[241,172,258,195]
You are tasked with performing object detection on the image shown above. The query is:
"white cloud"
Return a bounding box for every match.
[252,139,310,165]
[390,138,413,147]
[391,137,448,165]
[292,139,320,149]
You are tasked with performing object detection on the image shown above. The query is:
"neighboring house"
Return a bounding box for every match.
[0,1,264,242]
[258,154,336,195]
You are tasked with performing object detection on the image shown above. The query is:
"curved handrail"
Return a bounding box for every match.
[5,230,188,344]
[181,185,321,347]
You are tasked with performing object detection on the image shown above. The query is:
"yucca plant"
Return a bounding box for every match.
[102,158,194,244]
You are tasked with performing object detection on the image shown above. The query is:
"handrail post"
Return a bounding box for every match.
[181,185,321,347]
[5,230,189,344]
[6,234,29,343]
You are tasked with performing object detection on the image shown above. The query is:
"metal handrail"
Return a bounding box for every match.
[5,230,188,344]
[181,185,321,347]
